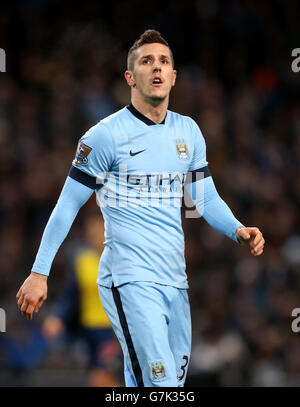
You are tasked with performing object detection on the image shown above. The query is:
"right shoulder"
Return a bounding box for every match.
[81,107,129,145]
[100,106,129,127]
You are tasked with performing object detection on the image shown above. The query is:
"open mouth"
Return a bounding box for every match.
[152,77,163,86]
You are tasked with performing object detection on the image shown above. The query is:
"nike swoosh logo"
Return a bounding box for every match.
[130,149,146,156]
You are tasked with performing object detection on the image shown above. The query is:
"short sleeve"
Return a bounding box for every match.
[69,123,115,189]
[188,119,208,171]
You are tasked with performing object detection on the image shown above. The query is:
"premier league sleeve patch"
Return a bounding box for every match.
[73,141,93,165]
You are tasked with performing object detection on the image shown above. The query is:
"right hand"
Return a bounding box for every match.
[16,272,48,320]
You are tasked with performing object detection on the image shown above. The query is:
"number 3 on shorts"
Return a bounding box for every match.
[177,355,189,381]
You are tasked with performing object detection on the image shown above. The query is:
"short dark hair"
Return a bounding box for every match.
[127,29,174,71]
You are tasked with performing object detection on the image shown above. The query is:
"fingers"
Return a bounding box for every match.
[250,228,262,246]
[251,241,265,256]
[21,302,36,321]
[237,227,251,240]
[25,304,35,320]
[20,298,29,312]
[34,297,45,313]
[252,248,264,256]
[249,228,265,254]
[16,275,48,321]
[17,294,24,308]
[19,297,30,320]
[238,227,265,256]
[16,287,22,300]
[251,236,265,256]
[17,291,44,320]
[20,298,34,320]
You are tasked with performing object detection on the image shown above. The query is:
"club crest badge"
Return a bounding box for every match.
[176,139,188,159]
[151,361,166,380]
[74,141,92,165]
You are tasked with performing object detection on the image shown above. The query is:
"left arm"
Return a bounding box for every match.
[185,169,265,256]
[187,118,265,256]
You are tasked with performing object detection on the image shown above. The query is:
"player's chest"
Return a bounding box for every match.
[115,128,193,174]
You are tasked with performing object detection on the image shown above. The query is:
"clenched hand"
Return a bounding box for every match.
[236,226,265,256]
[16,272,48,320]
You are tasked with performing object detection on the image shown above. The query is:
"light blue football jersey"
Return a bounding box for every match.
[70,104,208,289]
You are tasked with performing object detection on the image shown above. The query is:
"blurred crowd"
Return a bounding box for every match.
[0,0,300,386]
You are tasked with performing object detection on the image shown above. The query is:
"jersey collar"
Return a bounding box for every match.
[126,103,166,126]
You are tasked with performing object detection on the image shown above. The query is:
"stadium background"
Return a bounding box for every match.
[0,0,300,386]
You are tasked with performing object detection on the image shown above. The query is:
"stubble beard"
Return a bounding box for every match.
[132,77,170,107]
[142,86,169,107]
[144,94,167,107]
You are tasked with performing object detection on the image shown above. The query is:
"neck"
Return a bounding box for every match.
[131,93,169,124]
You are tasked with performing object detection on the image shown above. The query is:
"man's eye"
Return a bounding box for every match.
[162,59,168,64]
[143,59,150,64]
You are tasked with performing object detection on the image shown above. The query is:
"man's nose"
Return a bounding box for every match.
[153,60,162,71]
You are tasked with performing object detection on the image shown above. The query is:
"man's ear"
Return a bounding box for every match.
[125,70,136,87]
[172,70,177,87]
